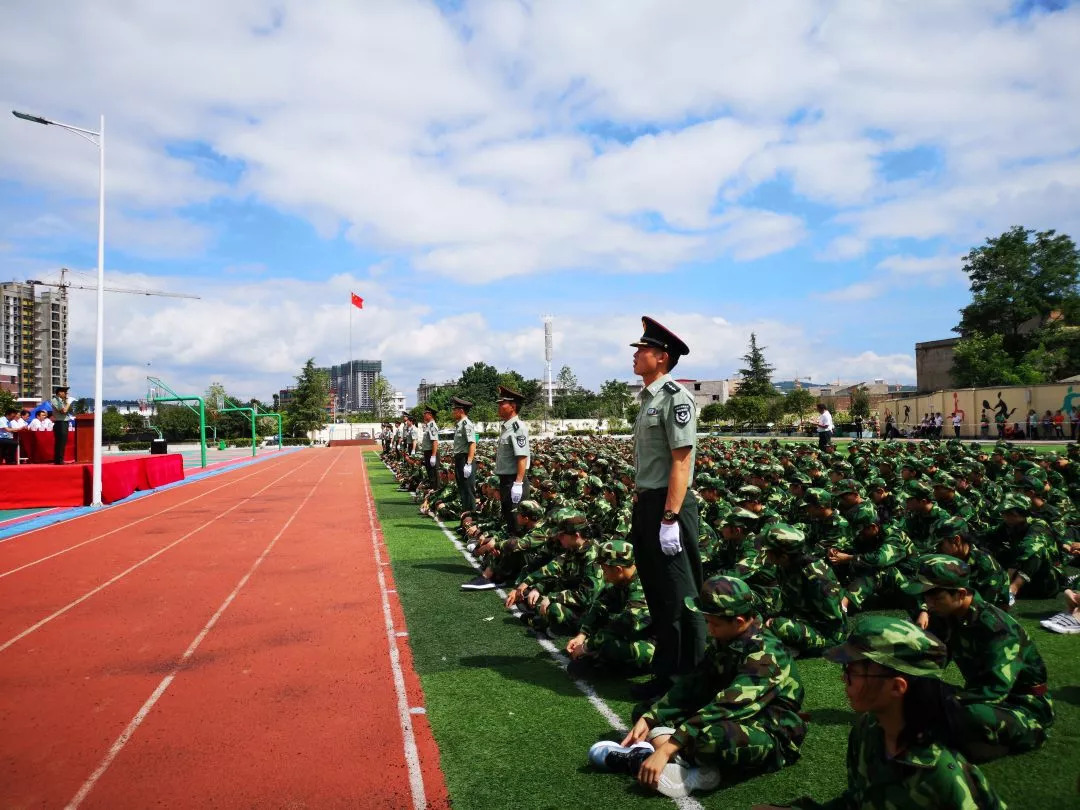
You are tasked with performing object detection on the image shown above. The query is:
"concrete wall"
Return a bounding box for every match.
[914,338,959,392]
[878,383,1080,438]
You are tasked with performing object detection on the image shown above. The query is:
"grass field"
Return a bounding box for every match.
[366,458,1079,808]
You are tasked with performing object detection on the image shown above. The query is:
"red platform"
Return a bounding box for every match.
[0,454,185,508]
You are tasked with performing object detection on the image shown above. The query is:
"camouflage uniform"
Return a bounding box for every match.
[902,480,951,553]
[577,539,654,670]
[759,524,846,654]
[517,509,603,632]
[640,576,807,775]
[803,489,851,553]
[931,516,1011,609]
[791,615,1006,810]
[984,494,1063,598]
[842,504,915,611]
[905,555,1054,762]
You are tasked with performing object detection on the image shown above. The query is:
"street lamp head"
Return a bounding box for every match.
[12,110,51,126]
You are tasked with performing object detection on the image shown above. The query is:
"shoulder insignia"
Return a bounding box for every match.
[673,403,692,426]
[516,435,527,448]
[662,381,679,394]
[512,420,519,432]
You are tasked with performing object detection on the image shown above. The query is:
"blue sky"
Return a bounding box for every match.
[1,0,1078,403]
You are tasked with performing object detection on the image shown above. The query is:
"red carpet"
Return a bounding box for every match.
[0,455,184,507]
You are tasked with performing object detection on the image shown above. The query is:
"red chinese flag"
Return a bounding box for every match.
[350,292,364,309]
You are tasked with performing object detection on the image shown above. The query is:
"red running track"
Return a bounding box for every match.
[0,448,448,809]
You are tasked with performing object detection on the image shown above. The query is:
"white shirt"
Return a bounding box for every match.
[29,417,53,432]
[817,409,833,432]
[952,414,962,427]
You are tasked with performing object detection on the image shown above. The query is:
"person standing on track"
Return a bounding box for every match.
[420,406,440,491]
[494,385,530,536]
[628,316,706,703]
[451,396,477,513]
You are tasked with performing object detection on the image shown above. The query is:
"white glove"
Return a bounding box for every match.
[510,481,524,504]
[429,455,437,467]
[463,463,472,478]
[659,520,682,556]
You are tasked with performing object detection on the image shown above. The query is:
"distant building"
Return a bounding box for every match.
[682,378,741,410]
[915,338,960,392]
[330,359,382,412]
[0,281,68,399]
[391,391,406,415]
[416,378,455,405]
[820,379,918,411]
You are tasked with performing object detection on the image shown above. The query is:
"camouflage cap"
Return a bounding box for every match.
[848,503,879,529]
[737,484,763,500]
[805,487,835,507]
[585,475,604,490]
[931,471,956,489]
[789,471,812,486]
[758,522,807,552]
[1016,471,1047,491]
[552,507,589,532]
[722,507,761,528]
[485,475,501,488]
[930,515,969,541]
[901,554,971,594]
[596,538,635,566]
[517,499,545,520]
[904,480,934,500]
[824,614,948,679]
[1001,492,1031,514]
[684,575,758,617]
[834,479,862,496]
[866,477,889,491]
[696,475,722,491]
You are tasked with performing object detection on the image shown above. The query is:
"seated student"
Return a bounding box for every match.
[757,523,847,655]
[903,554,1054,762]
[830,503,915,614]
[930,516,1010,610]
[28,410,52,431]
[982,493,1063,601]
[756,615,1005,810]
[504,508,602,635]
[565,538,653,674]
[461,499,549,591]
[590,575,806,799]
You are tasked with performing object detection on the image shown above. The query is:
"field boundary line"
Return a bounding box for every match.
[361,453,427,810]
[64,451,343,809]
[0,453,321,654]
[376,457,704,810]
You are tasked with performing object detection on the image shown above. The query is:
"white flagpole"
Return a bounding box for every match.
[348,297,353,429]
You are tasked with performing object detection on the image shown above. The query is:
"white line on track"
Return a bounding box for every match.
[360,453,428,810]
[64,451,343,809]
[0,453,300,579]
[384,462,705,810]
[0,454,321,655]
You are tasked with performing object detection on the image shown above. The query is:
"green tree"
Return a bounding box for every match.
[101,406,123,445]
[371,376,394,420]
[155,404,201,441]
[784,388,816,422]
[727,395,769,427]
[286,359,330,437]
[700,402,727,423]
[733,333,778,399]
[598,379,633,419]
[952,333,1050,387]
[850,386,871,420]
[626,402,641,424]
[0,388,15,416]
[121,411,147,433]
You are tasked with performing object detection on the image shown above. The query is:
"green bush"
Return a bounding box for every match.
[117,441,151,451]
[282,437,312,446]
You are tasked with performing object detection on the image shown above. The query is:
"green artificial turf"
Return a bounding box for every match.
[367,458,1079,809]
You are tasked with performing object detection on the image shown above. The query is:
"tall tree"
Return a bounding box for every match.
[598,379,633,418]
[371,375,394,420]
[734,333,778,399]
[850,386,871,420]
[784,387,816,422]
[286,359,330,437]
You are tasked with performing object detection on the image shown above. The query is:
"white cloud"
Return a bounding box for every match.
[818,281,886,302]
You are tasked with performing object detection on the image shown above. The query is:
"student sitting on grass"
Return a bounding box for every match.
[588,575,806,799]
[755,615,1006,810]
[504,508,602,635]
[461,500,552,591]
[903,554,1053,763]
[565,538,653,675]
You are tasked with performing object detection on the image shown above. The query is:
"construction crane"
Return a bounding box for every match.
[25,267,200,300]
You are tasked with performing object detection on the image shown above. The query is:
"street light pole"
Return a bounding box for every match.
[13,109,106,507]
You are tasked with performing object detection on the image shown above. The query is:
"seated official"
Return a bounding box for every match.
[28,410,53,431]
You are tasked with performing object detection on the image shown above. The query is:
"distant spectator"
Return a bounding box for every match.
[28,410,52,431]
[1041,410,1054,440]
[854,414,864,440]
[0,408,21,464]
[1026,409,1038,439]
[952,411,962,439]
[934,412,944,439]
[980,409,990,438]
[1052,409,1065,439]
[1072,408,1080,441]
[995,409,1007,439]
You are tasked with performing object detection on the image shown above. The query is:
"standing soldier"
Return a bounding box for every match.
[420,406,440,491]
[494,385,530,535]
[628,316,706,702]
[451,397,477,513]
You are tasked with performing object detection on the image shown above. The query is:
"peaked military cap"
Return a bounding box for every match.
[824,615,948,679]
[629,316,690,358]
[495,385,524,404]
[516,500,544,520]
[597,538,635,566]
[450,396,473,410]
[901,554,971,594]
[759,522,806,552]
[423,405,437,416]
[684,575,758,617]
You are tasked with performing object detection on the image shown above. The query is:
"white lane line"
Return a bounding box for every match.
[0,453,301,579]
[65,451,343,809]
[384,462,705,810]
[361,453,427,810]
[1,455,320,655]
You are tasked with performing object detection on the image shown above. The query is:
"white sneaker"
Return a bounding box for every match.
[655,761,722,798]
[1046,613,1080,634]
[1039,611,1071,629]
[587,740,653,772]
